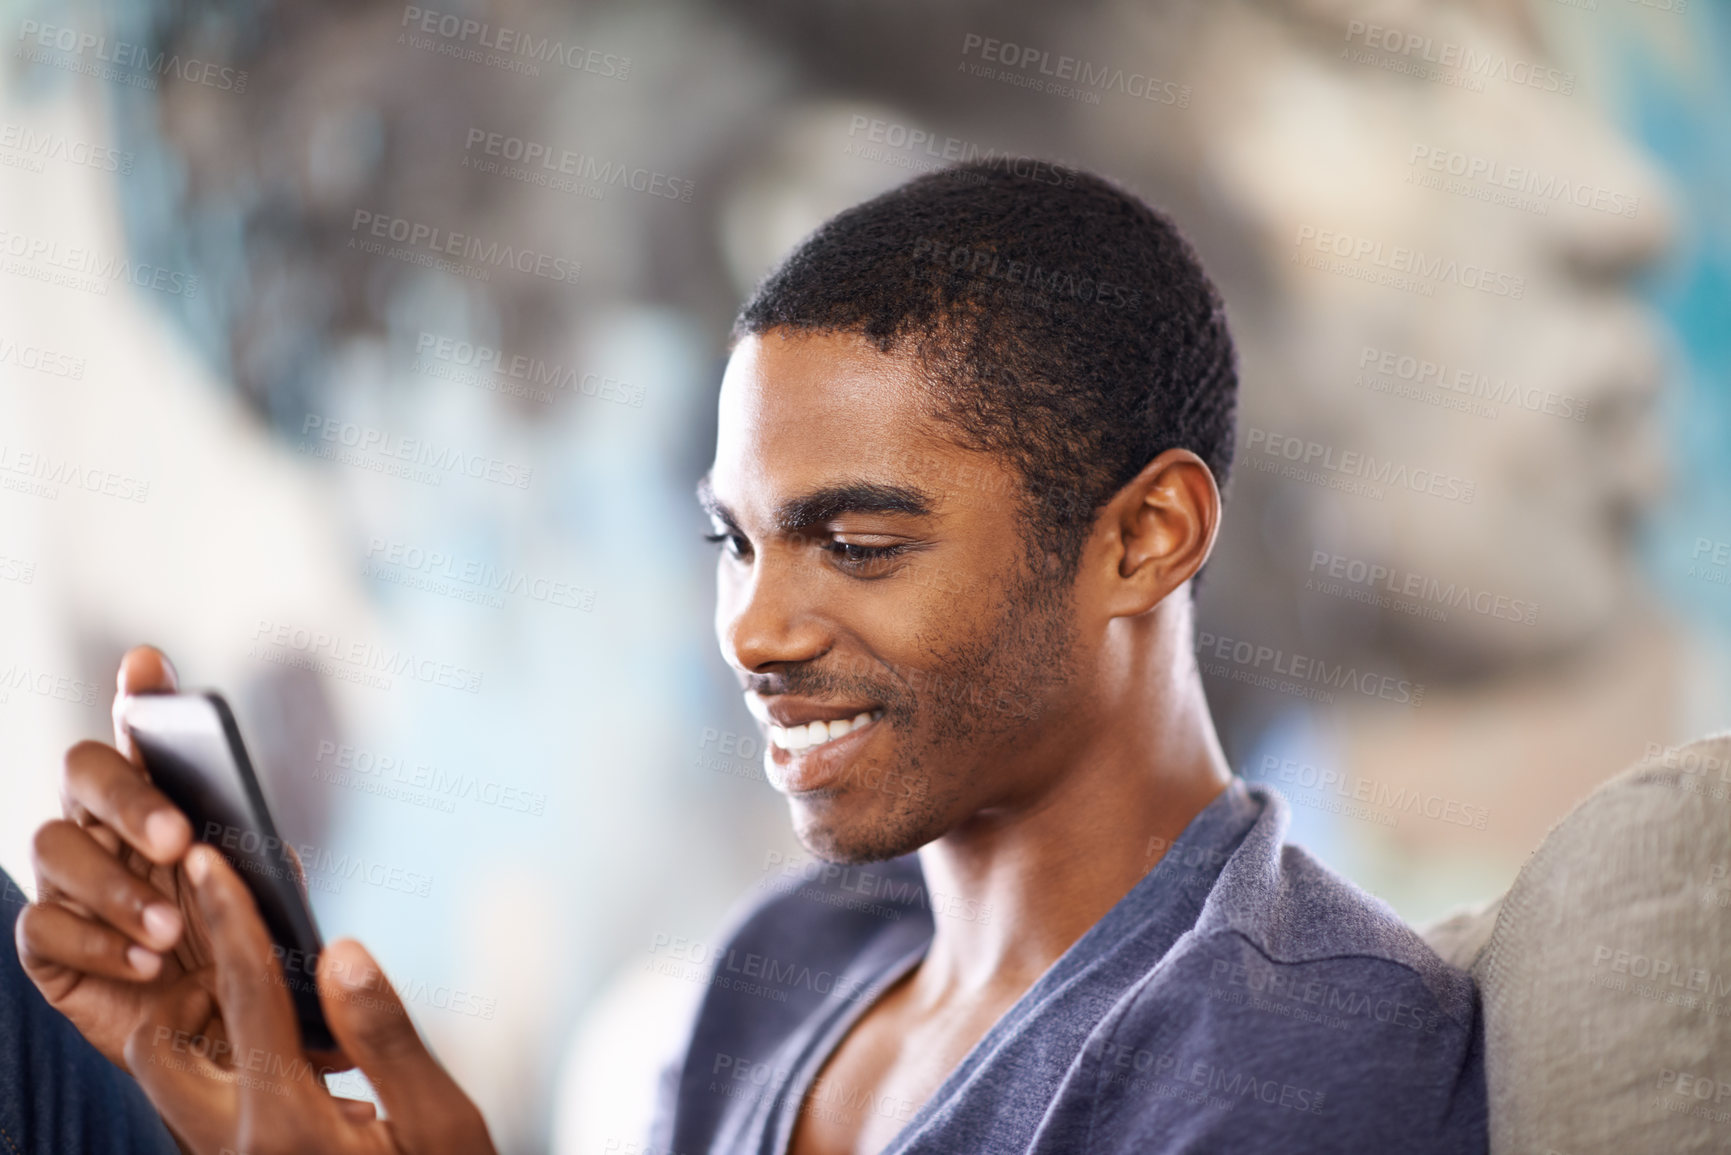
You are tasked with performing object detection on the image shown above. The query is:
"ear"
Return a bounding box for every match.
[1095,448,1221,618]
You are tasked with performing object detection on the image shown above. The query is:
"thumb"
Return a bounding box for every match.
[317,939,493,1153]
[113,645,179,760]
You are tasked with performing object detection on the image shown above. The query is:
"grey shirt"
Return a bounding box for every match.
[649,779,1487,1153]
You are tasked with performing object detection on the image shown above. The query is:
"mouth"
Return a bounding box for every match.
[766,709,884,753]
[743,692,888,791]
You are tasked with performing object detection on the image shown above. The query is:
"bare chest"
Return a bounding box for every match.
[785,983,1016,1155]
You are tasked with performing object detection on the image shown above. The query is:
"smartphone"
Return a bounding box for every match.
[120,691,336,1051]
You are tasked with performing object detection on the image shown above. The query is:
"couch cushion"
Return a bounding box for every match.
[1421,733,1731,1153]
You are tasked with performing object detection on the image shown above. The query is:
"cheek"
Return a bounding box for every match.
[845,589,955,673]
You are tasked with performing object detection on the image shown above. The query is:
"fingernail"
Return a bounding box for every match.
[127,945,160,976]
[184,846,212,885]
[141,903,181,946]
[329,946,374,990]
[145,810,187,857]
[334,959,370,990]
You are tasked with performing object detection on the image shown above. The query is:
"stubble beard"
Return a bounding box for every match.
[792,559,1078,864]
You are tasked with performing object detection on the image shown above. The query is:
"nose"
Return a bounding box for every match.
[717,549,832,676]
[1544,114,1675,283]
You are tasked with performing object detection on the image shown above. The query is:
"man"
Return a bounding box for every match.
[11,162,1485,1153]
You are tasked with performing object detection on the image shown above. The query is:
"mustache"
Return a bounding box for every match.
[743,660,908,705]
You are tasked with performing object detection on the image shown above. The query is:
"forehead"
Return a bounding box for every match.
[710,329,983,513]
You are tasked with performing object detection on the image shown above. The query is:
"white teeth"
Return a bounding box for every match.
[766,710,883,752]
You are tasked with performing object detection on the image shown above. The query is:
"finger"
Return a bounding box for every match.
[15,900,167,984]
[112,646,179,761]
[334,1098,378,1124]
[183,846,318,1121]
[318,938,492,1149]
[30,820,184,951]
[60,740,191,866]
[125,973,239,1155]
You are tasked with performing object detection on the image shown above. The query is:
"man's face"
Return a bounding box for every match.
[703,329,1081,863]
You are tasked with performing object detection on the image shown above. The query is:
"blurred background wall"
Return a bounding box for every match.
[0,0,1725,1151]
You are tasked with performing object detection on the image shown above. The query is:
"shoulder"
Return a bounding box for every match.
[1069,790,1487,1153]
[1195,787,1478,1030]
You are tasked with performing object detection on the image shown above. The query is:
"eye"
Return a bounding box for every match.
[822,539,909,575]
[703,531,751,561]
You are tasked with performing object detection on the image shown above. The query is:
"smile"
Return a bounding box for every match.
[768,710,884,753]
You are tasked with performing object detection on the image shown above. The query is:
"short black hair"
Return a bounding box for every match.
[732,160,1238,584]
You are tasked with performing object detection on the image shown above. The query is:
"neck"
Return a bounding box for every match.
[911,593,1232,1006]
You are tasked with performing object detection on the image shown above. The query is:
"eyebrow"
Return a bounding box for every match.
[696,475,934,535]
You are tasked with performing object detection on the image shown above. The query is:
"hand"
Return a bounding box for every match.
[16,646,208,1066]
[126,844,495,1155]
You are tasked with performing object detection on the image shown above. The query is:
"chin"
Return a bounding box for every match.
[787,792,937,865]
